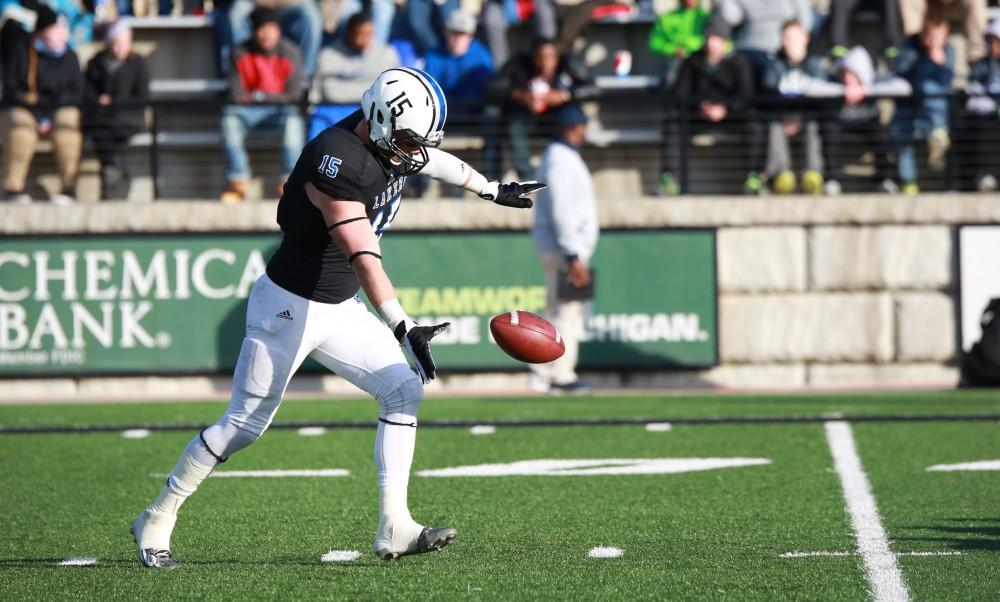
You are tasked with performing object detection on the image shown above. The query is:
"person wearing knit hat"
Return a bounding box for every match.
[83,18,149,200]
[33,4,58,32]
[821,46,912,195]
[249,6,280,30]
[964,19,1000,191]
[0,2,83,205]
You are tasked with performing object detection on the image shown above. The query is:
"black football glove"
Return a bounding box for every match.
[393,319,450,384]
[478,180,546,209]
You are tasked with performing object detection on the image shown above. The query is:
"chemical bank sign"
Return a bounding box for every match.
[0,231,716,375]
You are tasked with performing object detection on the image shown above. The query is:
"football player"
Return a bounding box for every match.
[131,68,544,568]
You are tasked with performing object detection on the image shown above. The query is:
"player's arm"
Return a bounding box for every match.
[422,147,546,209]
[306,182,447,383]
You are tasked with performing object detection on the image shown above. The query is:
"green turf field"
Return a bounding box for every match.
[1,391,998,600]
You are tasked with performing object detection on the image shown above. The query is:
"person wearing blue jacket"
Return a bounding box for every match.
[423,11,493,114]
[964,19,1000,191]
[889,14,955,194]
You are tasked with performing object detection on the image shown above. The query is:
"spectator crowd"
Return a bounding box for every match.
[1,0,1000,202]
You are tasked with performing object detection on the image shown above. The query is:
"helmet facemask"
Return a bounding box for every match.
[381,118,441,176]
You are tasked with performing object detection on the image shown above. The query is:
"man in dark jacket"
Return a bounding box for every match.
[662,18,763,195]
[220,7,306,203]
[84,19,149,201]
[483,37,597,180]
[1,6,82,204]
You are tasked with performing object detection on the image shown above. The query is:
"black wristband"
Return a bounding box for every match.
[327,216,368,231]
[348,250,382,264]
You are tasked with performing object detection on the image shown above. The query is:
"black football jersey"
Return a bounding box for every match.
[266,110,407,303]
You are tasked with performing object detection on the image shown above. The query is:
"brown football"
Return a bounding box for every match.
[489,311,565,364]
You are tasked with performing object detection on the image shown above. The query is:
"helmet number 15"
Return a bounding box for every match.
[387,92,413,117]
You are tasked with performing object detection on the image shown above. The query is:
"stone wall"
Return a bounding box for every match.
[1,194,998,398]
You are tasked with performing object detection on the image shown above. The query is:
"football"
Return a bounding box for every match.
[489,311,565,364]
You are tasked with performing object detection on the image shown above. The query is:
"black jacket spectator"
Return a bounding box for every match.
[84,49,149,136]
[484,49,598,115]
[673,46,754,112]
[2,35,83,121]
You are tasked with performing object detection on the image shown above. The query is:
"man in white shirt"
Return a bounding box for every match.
[529,104,599,394]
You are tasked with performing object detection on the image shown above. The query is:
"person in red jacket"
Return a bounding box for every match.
[220,6,305,203]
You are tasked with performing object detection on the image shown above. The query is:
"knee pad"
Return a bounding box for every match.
[200,419,261,462]
[377,373,424,425]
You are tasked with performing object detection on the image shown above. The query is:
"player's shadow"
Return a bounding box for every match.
[897,518,1000,552]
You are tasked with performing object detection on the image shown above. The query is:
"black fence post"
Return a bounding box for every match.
[679,100,690,194]
[945,93,957,191]
[149,103,160,201]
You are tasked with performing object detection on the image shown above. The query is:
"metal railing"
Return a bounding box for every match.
[54,90,1000,199]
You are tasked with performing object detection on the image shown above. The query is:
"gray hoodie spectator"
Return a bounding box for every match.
[820,46,911,193]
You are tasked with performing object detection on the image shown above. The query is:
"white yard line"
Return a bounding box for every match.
[781,551,854,558]
[927,460,1000,472]
[781,551,961,559]
[825,421,909,602]
[210,469,350,478]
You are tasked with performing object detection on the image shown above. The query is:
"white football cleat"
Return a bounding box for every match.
[131,509,178,569]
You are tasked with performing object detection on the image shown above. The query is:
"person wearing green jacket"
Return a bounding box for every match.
[649,0,709,89]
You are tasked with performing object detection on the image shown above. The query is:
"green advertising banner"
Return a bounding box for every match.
[0,230,715,375]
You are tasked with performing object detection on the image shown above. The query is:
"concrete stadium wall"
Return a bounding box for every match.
[1,194,998,400]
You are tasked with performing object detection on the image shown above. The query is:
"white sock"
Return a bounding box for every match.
[373,419,423,550]
[148,436,217,516]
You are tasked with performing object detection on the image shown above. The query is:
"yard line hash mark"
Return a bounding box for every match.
[297,427,326,437]
[826,421,909,602]
[320,550,362,562]
[59,557,97,566]
[588,547,623,558]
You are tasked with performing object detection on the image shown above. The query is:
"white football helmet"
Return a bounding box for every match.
[361,68,447,175]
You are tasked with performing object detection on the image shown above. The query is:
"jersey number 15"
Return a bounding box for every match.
[318,155,342,179]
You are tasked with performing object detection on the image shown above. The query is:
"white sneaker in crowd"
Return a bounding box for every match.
[49,193,77,206]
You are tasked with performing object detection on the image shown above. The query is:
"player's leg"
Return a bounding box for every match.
[308,297,455,559]
[132,274,315,568]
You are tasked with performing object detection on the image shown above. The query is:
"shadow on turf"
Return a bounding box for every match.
[898,518,1000,552]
